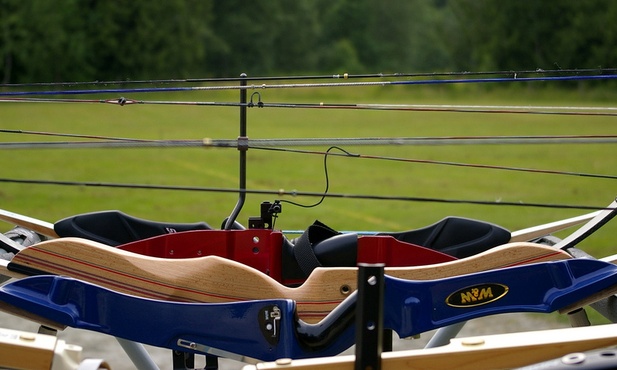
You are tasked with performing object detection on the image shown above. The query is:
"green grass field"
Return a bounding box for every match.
[0,83,616,260]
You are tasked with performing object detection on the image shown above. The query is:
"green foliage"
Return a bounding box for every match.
[2,0,616,82]
[447,0,617,71]
[0,0,93,82]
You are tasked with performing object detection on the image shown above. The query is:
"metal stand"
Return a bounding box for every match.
[116,338,160,370]
[425,322,467,348]
[171,352,218,370]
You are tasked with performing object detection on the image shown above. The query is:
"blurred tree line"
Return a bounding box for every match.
[1,0,616,83]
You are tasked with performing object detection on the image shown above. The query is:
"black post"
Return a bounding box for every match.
[355,263,385,370]
[224,73,248,230]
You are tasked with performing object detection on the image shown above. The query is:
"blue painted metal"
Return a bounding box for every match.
[383,258,617,336]
[0,275,356,362]
[0,258,616,362]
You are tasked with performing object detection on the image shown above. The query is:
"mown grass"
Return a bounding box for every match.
[1,82,616,325]
[0,83,615,252]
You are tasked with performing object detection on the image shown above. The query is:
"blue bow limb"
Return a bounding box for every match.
[0,258,616,362]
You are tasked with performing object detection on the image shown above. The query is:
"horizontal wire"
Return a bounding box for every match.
[250,136,617,147]
[260,102,617,117]
[0,177,609,211]
[0,134,616,150]
[3,97,617,118]
[0,129,153,142]
[1,134,616,149]
[0,139,206,149]
[253,146,617,180]
[2,74,616,97]
[0,97,243,108]
[2,68,615,88]
[0,134,614,180]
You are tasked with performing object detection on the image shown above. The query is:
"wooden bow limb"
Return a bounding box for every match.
[0,239,570,323]
[241,323,617,370]
[0,209,58,238]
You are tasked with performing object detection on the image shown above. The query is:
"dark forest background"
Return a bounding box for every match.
[1,0,616,83]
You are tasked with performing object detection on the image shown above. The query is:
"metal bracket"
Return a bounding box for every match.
[172,351,219,370]
[249,201,282,229]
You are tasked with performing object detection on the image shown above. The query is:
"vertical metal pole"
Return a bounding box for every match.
[355,263,384,370]
[116,338,160,370]
[224,73,248,230]
[425,322,466,348]
[172,351,194,370]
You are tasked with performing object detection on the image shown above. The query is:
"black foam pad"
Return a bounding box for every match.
[54,210,212,246]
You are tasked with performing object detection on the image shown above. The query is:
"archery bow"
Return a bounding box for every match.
[0,238,570,323]
[1,258,617,362]
[0,198,611,323]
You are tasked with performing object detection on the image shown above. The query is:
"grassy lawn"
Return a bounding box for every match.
[0,82,615,260]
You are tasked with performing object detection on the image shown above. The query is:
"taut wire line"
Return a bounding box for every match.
[2,74,617,97]
[0,97,243,108]
[0,139,614,180]
[258,102,617,117]
[2,67,615,88]
[0,129,153,142]
[0,177,610,211]
[3,97,617,117]
[252,146,617,181]
[2,135,617,149]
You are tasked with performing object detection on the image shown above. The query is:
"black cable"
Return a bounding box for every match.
[278,146,365,209]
